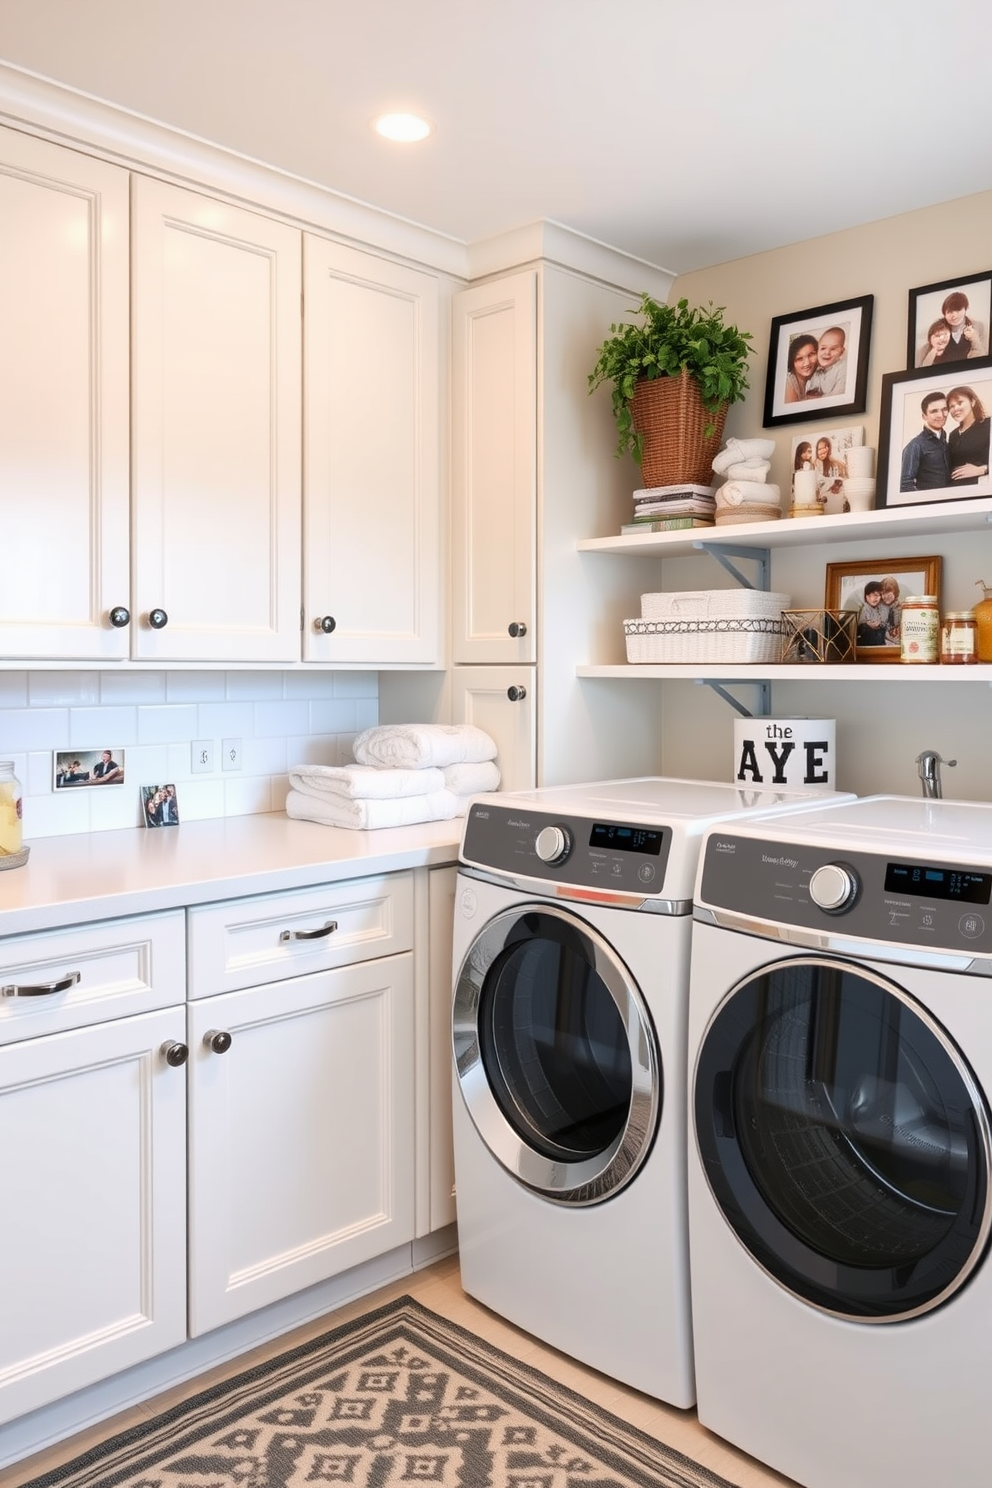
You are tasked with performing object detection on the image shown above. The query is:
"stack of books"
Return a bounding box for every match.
[621,483,716,535]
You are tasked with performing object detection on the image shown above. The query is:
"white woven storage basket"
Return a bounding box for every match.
[624,615,788,665]
[640,589,791,621]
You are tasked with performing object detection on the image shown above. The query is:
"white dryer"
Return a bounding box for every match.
[687,795,992,1488]
[451,776,849,1407]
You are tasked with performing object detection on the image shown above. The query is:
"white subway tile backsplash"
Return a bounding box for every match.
[8,669,379,837]
[0,675,28,707]
[29,672,101,707]
[70,706,138,748]
[225,672,284,702]
[100,671,168,704]
[0,707,70,752]
[136,704,199,745]
[332,671,378,698]
[255,700,309,737]
[166,673,228,703]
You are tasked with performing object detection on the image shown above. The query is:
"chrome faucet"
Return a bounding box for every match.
[916,750,957,799]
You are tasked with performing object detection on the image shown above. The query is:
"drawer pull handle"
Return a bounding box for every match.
[161,1041,189,1068]
[2,971,82,998]
[204,1029,233,1054]
[280,919,339,943]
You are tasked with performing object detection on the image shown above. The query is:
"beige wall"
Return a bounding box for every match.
[655,190,992,802]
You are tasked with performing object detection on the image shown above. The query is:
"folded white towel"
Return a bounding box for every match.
[723,459,771,481]
[286,787,460,831]
[717,479,776,508]
[354,724,498,770]
[442,761,500,796]
[711,437,777,475]
[288,763,444,800]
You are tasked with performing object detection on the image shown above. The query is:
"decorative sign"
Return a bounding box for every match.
[733,718,836,790]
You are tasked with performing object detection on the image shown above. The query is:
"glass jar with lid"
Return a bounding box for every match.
[940,610,978,665]
[900,596,939,664]
[0,761,23,857]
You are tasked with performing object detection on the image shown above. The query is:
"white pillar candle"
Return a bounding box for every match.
[845,445,874,478]
[793,469,818,504]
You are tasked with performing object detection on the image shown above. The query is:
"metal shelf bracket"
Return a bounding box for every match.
[695,678,771,718]
[692,542,770,591]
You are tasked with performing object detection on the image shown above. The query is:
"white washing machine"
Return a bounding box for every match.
[687,795,992,1488]
[451,776,850,1407]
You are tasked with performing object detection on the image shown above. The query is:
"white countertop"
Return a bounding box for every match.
[0,813,464,938]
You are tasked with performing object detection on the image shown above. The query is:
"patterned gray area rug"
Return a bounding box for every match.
[24,1296,739,1488]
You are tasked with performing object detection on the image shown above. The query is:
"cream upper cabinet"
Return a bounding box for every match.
[303,237,440,665]
[131,178,302,663]
[0,128,130,661]
[451,271,537,665]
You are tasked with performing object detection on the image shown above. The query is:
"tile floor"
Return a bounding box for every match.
[0,1254,798,1488]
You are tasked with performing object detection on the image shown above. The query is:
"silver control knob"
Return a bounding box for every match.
[535,824,572,865]
[809,862,859,913]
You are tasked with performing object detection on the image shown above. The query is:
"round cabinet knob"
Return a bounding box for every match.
[161,1040,189,1067]
[809,862,860,913]
[148,608,169,630]
[535,824,572,865]
[204,1029,233,1054]
[506,685,527,702]
[313,616,337,634]
[108,606,130,629]
[507,621,528,638]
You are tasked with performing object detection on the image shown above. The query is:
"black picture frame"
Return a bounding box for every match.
[763,295,873,428]
[876,363,992,510]
[907,270,992,370]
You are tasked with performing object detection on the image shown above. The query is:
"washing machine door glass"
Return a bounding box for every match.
[453,903,660,1205]
[695,956,992,1321]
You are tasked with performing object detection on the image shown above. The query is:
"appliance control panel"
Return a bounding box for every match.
[461,802,673,895]
[700,833,992,954]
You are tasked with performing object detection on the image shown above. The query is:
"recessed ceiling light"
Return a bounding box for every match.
[373,112,433,143]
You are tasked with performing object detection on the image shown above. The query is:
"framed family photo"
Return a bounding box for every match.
[825,555,941,663]
[53,748,126,789]
[141,783,180,827]
[907,270,992,370]
[876,364,992,509]
[763,294,873,428]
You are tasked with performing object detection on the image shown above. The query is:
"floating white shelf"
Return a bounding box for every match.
[577,497,992,557]
[577,663,992,682]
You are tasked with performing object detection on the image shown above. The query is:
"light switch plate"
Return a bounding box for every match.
[191,740,214,773]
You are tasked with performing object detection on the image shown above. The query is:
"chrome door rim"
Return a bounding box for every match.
[694,954,992,1321]
[453,902,660,1205]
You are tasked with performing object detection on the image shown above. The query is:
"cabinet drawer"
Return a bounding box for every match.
[0,911,186,1046]
[187,872,414,999]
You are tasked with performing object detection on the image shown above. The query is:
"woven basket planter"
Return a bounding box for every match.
[631,369,728,488]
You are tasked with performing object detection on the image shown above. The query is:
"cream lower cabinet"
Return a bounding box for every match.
[0,126,130,662]
[185,874,417,1336]
[130,177,302,663]
[426,865,458,1233]
[0,912,188,1427]
[303,237,441,666]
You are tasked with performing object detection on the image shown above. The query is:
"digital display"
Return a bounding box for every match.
[884,862,992,905]
[589,822,663,856]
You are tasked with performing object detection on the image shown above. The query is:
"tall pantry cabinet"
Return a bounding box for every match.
[445,238,674,789]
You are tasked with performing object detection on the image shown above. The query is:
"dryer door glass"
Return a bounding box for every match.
[695,956,992,1320]
[453,904,660,1204]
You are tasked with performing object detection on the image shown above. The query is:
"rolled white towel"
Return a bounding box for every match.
[717,480,781,508]
[286,787,460,831]
[442,761,500,796]
[354,724,498,770]
[288,763,444,800]
[711,437,777,474]
[723,459,771,481]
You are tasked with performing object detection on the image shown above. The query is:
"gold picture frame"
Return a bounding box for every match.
[824,555,942,663]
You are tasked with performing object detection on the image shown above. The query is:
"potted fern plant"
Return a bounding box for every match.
[588,294,753,488]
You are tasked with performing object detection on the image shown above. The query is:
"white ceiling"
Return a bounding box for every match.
[1,0,990,273]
